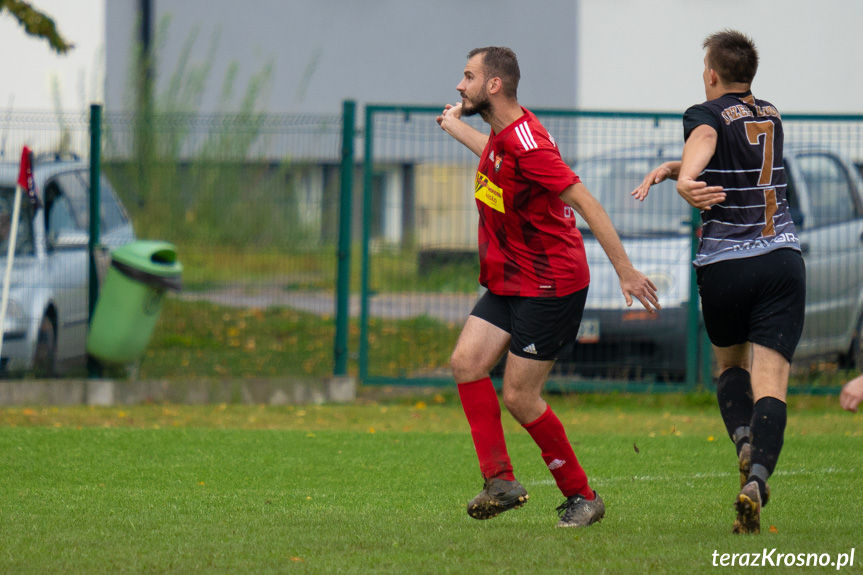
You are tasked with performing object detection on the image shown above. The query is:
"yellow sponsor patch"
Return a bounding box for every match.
[475,171,505,213]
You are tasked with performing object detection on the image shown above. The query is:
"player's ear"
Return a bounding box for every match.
[709,68,719,86]
[488,77,502,94]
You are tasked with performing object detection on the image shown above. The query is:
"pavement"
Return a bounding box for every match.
[177,287,479,323]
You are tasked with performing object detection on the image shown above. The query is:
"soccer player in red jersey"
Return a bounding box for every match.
[436,46,660,527]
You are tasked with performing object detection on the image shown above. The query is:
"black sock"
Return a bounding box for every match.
[748,396,787,503]
[749,476,769,503]
[716,367,754,455]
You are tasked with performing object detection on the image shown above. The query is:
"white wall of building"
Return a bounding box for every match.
[104,0,580,115]
[2,1,861,115]
[578,0,863,114]
[103,0,863,116]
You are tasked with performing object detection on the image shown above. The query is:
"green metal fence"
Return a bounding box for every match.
[2,104,863,394]
[0,108,346,380]
[103,110,348,380]
[359,105,863,393]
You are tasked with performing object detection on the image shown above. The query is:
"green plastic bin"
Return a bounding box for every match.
[86,240,183,364]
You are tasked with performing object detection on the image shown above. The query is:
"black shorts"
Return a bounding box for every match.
[469,287,589,361]
[696,248,806,362]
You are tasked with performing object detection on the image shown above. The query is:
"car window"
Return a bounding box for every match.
[783,160,804,228]
[49,173,90,230]
[797,154,858,228]
[75,171,130,232]
[98,176,129,231]
[47,192,79,242]
[0,186,35,255]
[62,170,129,231]
[575,157,691,237]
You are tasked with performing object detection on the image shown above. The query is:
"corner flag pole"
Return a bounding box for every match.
[0,146,33,359]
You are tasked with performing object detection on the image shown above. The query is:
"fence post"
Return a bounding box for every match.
[358,106,375,383]
[88,104,103,378]
[334,100,355,376]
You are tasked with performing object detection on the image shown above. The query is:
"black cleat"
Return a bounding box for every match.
[556,491,605,528]
[732,481,762,534]
[467,477,528,520]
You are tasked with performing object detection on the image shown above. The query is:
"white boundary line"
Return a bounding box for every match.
[528,467,853,487]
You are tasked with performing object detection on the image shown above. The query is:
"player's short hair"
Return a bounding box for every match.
[467,46,520,99]
[703,29,759,85]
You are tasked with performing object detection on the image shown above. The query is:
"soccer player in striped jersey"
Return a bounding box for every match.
[633,30,806,534]
[437,46,660,528]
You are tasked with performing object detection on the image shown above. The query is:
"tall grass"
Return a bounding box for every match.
[137,300,461,380]
[103,14,332,253]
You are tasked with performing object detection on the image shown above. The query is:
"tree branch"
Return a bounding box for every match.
[0,0,74,54]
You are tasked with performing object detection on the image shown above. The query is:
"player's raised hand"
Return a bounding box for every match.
[435,103,488,158]
[632,164,674,201]
[676,178,726,210]
[436,103,463,132]
[617,266,660,313]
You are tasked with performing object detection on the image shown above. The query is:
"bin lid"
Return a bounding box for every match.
[111,240,183,277]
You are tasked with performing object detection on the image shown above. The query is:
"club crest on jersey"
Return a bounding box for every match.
[494,152,504,172]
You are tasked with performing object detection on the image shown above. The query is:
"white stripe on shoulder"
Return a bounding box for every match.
[514,123,537,151]
[521,122,539,148]
[514,124,530,150]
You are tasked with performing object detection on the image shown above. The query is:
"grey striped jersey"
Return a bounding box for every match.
[683,91,800,267]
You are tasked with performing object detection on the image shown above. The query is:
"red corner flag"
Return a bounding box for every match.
[16,146,41,210]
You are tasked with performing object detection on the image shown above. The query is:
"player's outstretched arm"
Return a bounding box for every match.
[436,103,489,158]
[631,161,681,201]
[840,374,863,412]
[560,183,660,313]
[677,126,726,210]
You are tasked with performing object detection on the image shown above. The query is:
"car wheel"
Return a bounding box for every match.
[33,314,57,378]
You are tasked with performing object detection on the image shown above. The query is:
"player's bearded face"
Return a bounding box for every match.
[461,84,491,117]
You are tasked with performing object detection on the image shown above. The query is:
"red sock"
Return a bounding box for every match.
[523,404,593,499]
[457,378,515,481]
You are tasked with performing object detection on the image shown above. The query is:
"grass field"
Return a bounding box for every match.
[0,393,860,574]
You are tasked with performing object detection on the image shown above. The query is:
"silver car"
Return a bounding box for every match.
[0,156,134,376]
[562,143,863,379]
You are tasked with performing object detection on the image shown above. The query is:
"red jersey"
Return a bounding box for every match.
[474,108,589,297]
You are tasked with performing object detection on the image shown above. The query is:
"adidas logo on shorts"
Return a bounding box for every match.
[523,343,537,355]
